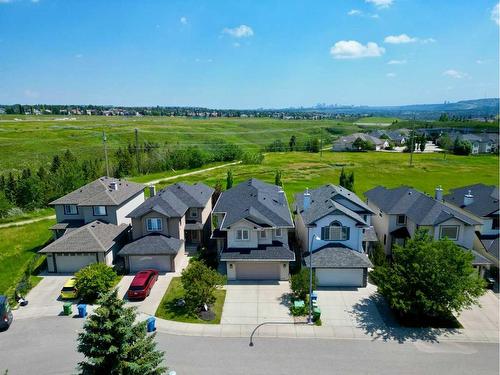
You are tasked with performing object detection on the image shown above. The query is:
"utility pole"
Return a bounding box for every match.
[409,115,415,167]
[320,135,323,158]
[102,131,110,176]
[134,128,140,174]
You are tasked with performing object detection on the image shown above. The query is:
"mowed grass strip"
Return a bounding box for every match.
[155,277,226,324]
[0,219,54,294]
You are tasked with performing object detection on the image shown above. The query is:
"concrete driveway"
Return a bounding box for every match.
[457,291,499,335]
[116,273,174,315]
[13,273,76,320]
[221,281,293,325]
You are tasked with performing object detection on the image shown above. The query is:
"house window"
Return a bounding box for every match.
[93,206,107,216]
[190,209,198,218]
[275,228,282,237]
[440,225,459,240]
[236,229,250,241]
[321,221,350,241]
[64,204,78,215]
[259,230,267,239]
[146,218,162,232]
[396,215,406,225]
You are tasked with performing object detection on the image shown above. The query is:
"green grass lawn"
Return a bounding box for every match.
[155,277,226,324]
[155,151,499,202]
[0,218,54,295]
[0,207,55,225]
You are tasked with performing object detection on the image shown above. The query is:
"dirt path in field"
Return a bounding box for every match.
[0,161,241,229]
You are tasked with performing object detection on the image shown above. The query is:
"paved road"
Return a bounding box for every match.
[0,316,498,375]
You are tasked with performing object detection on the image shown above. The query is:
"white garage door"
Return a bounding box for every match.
[129,255,171,273]
[316,268,363,287]
[55,253,97,273]
[236,262,280,280]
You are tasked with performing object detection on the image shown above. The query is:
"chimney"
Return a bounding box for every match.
[463,190,474,206]
[434,185,443,201]
[149,184,156,197]
[303,188,311,211]
[277,188,286,205]
[110,181,118,191]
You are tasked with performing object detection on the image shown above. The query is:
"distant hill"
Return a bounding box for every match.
[308,98,499,120]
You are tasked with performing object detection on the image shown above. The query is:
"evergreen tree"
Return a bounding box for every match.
[289,135,297,151]
[274,169,283,187]
[213,179,223,204]
[5,172,17,204]
[77,289,166,375]
[50,155,62,173]
[226,170,233,190]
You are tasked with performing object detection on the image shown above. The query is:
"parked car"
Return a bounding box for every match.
[127,270,159,300]
[60,277,78,299]
[0,295,13,330]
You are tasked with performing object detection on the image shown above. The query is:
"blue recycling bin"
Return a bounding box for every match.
[311,291,318,302]
[77,304,87,318]
[147,317,156,332]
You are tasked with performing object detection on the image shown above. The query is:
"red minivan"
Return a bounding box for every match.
[127,269,159,300]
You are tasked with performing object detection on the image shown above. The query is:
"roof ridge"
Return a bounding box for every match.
[86,221,107,251]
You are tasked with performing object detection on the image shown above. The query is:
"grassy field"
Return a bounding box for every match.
[0,218,54,295]
[0,115,359,172]
[153,151,499,201]
[155,277,226,324]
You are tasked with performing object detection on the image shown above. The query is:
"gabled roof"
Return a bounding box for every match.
[118,233,183,256]
[50,177,145,206]
[39,220,128,254]
[365,186,481,226]
[334,133,386,147]
[294,184,373,226]
[443,183,499,218]
[128,182,214,219]
[220,241,295,261]
[213,179,293,229]
[303,245,373,268]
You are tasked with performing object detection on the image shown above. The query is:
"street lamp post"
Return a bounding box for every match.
[308,234,320,325]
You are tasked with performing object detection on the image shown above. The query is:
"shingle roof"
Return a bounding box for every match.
[39,220,128,254]
[294,184,373,226]
[118,233,183,256]
[128,182,214,219]
[443,183,499,218]
[303,245,373,268]
[213,179,293,229]
[365,186,481,226]
[480,235,499,261]
[50,177,145,206]
[333,133,386,147]
[470,250,492,266]
[220,241,295,261]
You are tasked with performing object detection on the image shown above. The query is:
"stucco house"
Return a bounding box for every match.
[39,177,145,273]
[211,178,295,281]
[118,182,214,273]
[294,185,375,287]
[365,185,490,275]
[444,184,499,267]
[332,133,389,151]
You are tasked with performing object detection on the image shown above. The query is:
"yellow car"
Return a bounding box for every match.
[60,277,78,299]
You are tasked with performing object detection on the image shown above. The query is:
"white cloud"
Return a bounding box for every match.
[384,34,417,44]
[330,40,385,59]
[387,59,407,64]
[366,0,393,9]
[386,72,397,77]
[420,37,436,44]
[180,16,187,25]
[348,9,362,16]
[492,3,499,25]
[443,69,468,79]
[222,25,254,38]
[371,13,380,18]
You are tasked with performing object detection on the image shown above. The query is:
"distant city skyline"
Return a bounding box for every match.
[0,0,498,109]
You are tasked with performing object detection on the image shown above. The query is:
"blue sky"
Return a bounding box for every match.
[0,0,498,108]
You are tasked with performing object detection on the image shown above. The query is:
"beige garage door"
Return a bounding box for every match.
[236,262,280,280]
[129,255,172,273]
[55,253,97,273]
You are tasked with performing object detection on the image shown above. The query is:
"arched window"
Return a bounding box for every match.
[321,220,350,241]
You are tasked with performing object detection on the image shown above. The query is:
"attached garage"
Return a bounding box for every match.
[52,253,97,273]
[316,268,364,287]
[128,255,172,273]
[235,262,281,280]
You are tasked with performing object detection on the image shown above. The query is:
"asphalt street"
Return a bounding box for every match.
[0,316,498,375]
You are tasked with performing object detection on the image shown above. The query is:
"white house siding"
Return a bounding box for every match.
[173,242,186,272]
[310,214,363,252]
[272,228,288,245]
[257,229,273,245]
[54,204,84,223]
[481,215,498,236]
[294,213,309,252]
[367,201,391,254]
[200,199,212,226]
[115,193,145,225]
[433,218,475,249]
[227,219,259,248]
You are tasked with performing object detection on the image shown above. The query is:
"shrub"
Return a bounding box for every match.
[290,268,315,300]
[290,303,308,316]
[75,263,118,303]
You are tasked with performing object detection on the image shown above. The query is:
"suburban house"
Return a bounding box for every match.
[293,185,375,287]
[365,185,491,275]
[39,177,145,273]
[443,184,499,266]
[448,132,498,154]
[332,133,389,151]
[211,178,295,281]
[118,182,214,273]
[369,130,407,146]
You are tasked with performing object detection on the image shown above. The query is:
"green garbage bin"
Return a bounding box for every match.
[63,302,72,316]
[313,307,321,321]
